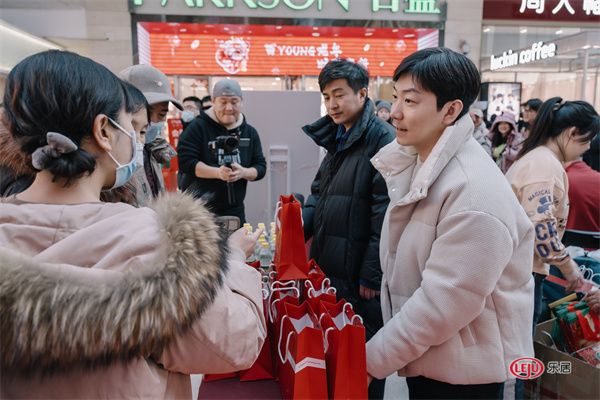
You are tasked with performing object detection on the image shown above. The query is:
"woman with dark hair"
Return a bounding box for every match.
[489,112,522,173]
[506,97,599,328]
[520,98,543,137]
[0,50,266,398]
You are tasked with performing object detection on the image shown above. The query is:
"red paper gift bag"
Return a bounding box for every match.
[307,259,325,279]
[306,292,338,315]
[239,285,275,381]
[278,302,328,400]
[268,281,301,378]
[273,195,309,280]
[319,301,368,399]
[302,259,337,299]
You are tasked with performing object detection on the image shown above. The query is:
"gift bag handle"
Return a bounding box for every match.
[342,302,354,325]
[323,327,335,353]
[274,201,282,232]
[270,279,296,292]
[268,286,300,322]
[273,197,304,232]
[278,315,294,364]
[306,285,337,299]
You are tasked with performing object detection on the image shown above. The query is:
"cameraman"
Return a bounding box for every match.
[177,79,266,223]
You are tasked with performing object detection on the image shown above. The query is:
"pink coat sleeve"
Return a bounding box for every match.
[154,247,267,374]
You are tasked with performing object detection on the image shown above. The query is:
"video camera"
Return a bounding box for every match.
[208,133,250,205]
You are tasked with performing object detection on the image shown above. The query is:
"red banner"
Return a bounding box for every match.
[138,22,438,77]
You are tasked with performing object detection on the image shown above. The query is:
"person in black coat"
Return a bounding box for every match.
[302,59,395,399]
[177,79,266,223]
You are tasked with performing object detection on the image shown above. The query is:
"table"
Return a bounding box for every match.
[198,378,281,399]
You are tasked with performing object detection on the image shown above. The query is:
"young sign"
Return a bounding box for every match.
[138,22,439,76]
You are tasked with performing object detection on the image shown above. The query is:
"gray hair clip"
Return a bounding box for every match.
[31,132,78,170]
[553,100,566,112]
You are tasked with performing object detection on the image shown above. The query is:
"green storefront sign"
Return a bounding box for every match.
[132,0,441,14]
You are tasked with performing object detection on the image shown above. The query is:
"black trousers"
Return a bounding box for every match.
[406,376,504,400]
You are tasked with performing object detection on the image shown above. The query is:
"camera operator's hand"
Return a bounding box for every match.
[229,228,264,259]
[216,165,234,182]
[228,163,247,183]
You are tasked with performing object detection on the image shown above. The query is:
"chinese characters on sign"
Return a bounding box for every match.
[133,0,443,14]
[139,22,438,76]
[519,0,599,15]
[546,361,572,374]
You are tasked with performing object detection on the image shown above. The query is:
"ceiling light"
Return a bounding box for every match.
[520,28,528,34]
[483,27,491,33]
[582,45,591,49]
[555,29,563,34]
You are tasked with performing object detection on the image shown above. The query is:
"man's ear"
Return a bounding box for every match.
[91,114,114,153]
[358,87,368,102]
[441,100,464,126]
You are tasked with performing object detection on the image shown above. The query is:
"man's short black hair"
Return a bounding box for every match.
[183,96,202,111]
[318,59,369,93]
[393,47,480,121]
[522,98,542,112]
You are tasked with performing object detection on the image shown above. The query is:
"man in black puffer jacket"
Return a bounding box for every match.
[302,60,394,399]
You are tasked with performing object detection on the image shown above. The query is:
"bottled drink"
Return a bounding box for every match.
[259,242,272,268]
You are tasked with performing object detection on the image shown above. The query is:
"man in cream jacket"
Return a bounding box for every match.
[366,48,535,399]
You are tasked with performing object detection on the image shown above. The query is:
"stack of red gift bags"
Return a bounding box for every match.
[203,195,369,399]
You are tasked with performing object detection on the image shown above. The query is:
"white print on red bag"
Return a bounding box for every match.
[278,315,326,374]
[509,357,545,380]
[215,37,250,75]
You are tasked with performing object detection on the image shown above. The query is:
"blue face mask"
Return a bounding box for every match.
[181,110,195,123]
[145,121,165,144]
[106,118,137,190]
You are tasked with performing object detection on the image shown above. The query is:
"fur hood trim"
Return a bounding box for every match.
[0,193,228,373]
[0,114,34,175]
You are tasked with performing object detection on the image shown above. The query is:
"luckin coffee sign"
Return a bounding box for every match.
[490,41,557,71]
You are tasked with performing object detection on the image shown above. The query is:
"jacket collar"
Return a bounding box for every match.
[372,114,474,206]
[302,98,376,153]
[0,193,228,373]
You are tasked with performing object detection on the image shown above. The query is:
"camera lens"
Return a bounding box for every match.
[225,137,238,147]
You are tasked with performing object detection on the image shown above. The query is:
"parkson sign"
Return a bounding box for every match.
[132,0,441,14]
